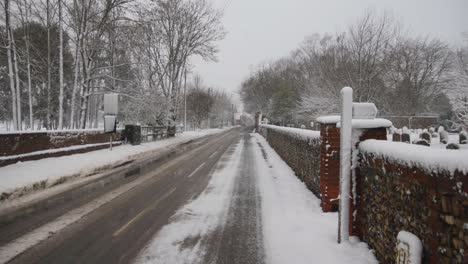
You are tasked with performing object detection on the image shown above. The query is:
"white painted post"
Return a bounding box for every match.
[338,87,353,243]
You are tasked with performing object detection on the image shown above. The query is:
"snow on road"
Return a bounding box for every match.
[0,128,230,196]
[135,139,244,264]
[135,131,376,264]
[252,133,377,264]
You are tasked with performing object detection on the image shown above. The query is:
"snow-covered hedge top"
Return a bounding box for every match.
[359,139,468,175]
[260,124,320,141]
[316,115,340,124]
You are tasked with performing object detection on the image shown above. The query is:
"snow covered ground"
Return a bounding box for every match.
[0,128,230,196]
[252,133,376,264]
[135,132,376,264]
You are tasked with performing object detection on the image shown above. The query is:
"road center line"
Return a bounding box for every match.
[113,187,177,237]
[208,151,218,159]
[187,162,206,178]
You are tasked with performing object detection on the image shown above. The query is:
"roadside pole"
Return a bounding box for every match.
[338,87,353,243]
[104,93,118,151]
[184,69,187,131]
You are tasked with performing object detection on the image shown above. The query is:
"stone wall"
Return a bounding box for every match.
[259,126,321,197]
[355,155,468,263]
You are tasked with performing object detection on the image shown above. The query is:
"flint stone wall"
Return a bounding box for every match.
[355,154,468,264]
[259,126,321,197]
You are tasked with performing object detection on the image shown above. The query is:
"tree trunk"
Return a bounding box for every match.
[46,0,51,129]
[58,0,64,129]
[70,36,81,128]
[79,59,91,129]
[12,29,22,130]
[70,0,86,128]
[22,0,34,130]
[5,0,18,130]
[26,27,33,129]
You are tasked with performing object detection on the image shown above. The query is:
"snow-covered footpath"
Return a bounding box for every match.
[0,128,230,196]
[252,133,376,264]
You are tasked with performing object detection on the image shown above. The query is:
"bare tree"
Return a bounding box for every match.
[390,37,452,115]
[450,38,468,129]
[16,0,34,129]
[142,0,225,128]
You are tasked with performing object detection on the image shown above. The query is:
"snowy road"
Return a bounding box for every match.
[1,127,376,264]
[1,127,245,264]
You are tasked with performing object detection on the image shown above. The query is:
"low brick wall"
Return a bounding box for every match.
[259,126,321,197]
[355,154,468,263]
[0,130,122,167]
[0,130,122,157]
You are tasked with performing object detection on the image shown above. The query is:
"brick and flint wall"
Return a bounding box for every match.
[356,143,468,264]
[259,125,321,197]
[258,117,466,263]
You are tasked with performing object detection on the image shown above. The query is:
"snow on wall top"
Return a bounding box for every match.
[260,124,320,140]
[316,115,341,124]
[337,118,392,129]
[359,139,468,175]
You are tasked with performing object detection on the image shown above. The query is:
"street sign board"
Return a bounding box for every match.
[104,115,117,133]
[352,103,377,119]
[104,93,119,115]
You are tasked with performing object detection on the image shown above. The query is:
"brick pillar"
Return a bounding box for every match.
[319,122,341,212]
[350,127,388,237]
[318,115,389,218]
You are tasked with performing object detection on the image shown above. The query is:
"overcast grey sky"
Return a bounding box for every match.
[192,0,468,101]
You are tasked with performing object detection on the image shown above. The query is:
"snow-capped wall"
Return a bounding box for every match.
[0,130,122,166]
[356,140,468,263]
[258,125,321,196]
[260,124,320,141]
[359,140,468,175]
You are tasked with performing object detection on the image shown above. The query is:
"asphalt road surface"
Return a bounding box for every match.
[2,127,265,264]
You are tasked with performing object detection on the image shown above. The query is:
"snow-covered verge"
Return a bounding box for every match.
[135,139,243,264]
[253,133,377,264]
[0,128,231,198]
[260,124,320,140]
[360,139,468,175]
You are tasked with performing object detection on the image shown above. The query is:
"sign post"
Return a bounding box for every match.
[338,87,353,243]
[104,93,118,150]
